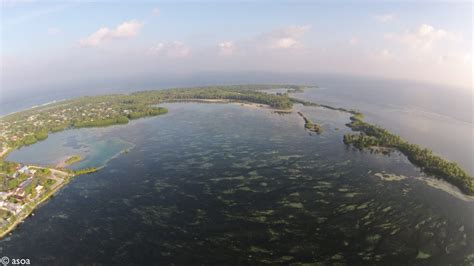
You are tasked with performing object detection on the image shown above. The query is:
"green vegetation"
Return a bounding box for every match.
[0,160,18,175]
[287,87,305,93]
[24,179,37,196]
[0,84,299,201]
[128,107,168,119]
[34,129,49,141]
[73,167,98,175]
[0,83,473,240]
[0,85,300,231]
[0,101,168,150]
[0,85,297,154]
[343,114,474,195]
[291,97,362,116]
[0,83,472,201]
[0,209,11,220]
[73,115,129,128]
[36,168,51,176]
[285,87,473,196]
[132,86,294,109]
[297,112,322,134]
[7,178,20,190]
[0,84,296,206]
[64,155,82,166]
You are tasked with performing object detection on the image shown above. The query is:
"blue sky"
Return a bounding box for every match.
[1,1,472,92]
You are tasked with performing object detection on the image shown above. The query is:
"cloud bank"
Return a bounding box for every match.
[2,21,472,95]
[79,20,143,47]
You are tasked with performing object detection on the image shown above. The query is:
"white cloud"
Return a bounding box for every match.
[150,41,190,57]
[274,38,298,49]
[374,13,394,23]
[80,28,109,47]
[374,23,470,87]
[5,18,472,94]
[280,25,311,37]
[385,24,461,52]
[110,20,142,38]
[218,41,234,55]
[79,20,143,47]
[152,8,160,16]
[264,25,311,49]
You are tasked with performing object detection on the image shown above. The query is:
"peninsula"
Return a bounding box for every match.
[0,84,472,238]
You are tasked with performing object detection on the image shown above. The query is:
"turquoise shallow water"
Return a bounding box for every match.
[2,103,473,265]
[7,126,134,170]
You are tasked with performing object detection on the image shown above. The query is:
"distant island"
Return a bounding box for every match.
[0,84,472,238]
[64,155,82,166]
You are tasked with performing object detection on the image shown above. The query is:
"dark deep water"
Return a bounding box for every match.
[2,103,474,265]
[2,73,472,174]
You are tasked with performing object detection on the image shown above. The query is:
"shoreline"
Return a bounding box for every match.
[0,167,73,239]
[162,98,293,113]
[56,155,83,168]
[0,142,136,239]
[0,97,289,239]
[0,85,472,239]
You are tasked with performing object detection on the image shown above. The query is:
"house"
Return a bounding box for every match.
[18,178,32,191]
[13,178,32,197]
[18,166,30,175]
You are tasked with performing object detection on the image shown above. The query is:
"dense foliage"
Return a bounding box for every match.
[297,112,322,134]
[344,115,474,195]
[73,167,98,175]
[291,98,362,115]
[0,85,296,152]
[73,115,129,128]
[131,86,294,109]
[0,84,298,195]
[2,84,471,196]
[64,155,82,165]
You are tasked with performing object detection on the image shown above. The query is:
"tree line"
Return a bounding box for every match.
[343,114,474,196]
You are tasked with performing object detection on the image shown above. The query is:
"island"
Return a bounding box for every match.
[0,84,472,238]
[64,155,82,166]
[297,112,322,134]
[342,113,474,196]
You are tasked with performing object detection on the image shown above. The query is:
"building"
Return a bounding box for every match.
[35,185,44,193]
[18,166,30,175]
[18,178,32,191]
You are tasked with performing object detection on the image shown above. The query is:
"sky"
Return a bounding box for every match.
[1,0,473,96]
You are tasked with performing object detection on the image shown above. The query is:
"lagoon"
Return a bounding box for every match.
[1,103,473,264]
